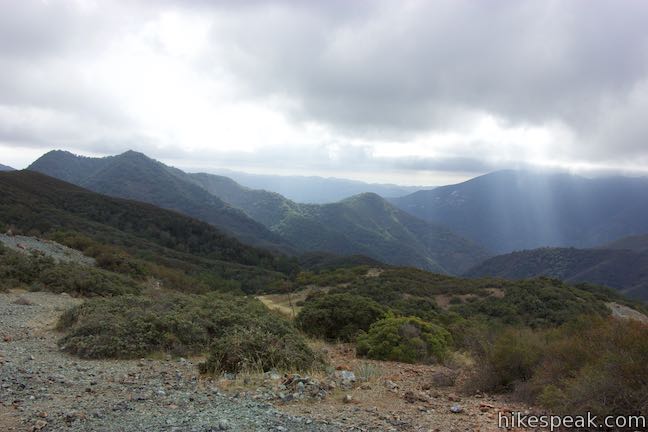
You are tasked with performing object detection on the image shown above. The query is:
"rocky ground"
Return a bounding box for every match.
[0,234,95,266]
[226,346,535,432]
[0,291,341,432]
[0,290,535,432]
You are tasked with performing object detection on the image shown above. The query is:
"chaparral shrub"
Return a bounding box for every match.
[356,315,452,364]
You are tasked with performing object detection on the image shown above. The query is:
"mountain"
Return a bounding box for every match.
[0,170,292,292]
[27,150,488,273]
[391,170,648,253]
[600,233,648,252]
[0,164,15,171]
[465,246,648,300]
[212,169,429,203]
[186,172,489,274]
[28,150,292,252]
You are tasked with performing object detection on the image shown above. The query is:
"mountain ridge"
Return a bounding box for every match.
[0,169,292,292]
[465,245,648,300]
[391,169,648,253]
[28,150,293,253]
[209,169,431,204]
[187,171,490,274]
[28,150,488,274]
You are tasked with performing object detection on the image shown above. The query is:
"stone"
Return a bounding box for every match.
[431,369,458,387]
[338,370,356,382]
[32,420,48,431]
[450,404,463,414]
[384,380,398,390]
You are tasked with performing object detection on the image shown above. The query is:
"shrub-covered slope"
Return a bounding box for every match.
[28,150,489,274]
[189,172,489,274]
[28,150,292,252]
[465,247,648,300]
[0,170,292,292]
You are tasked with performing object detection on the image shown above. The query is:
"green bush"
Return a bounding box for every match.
[39,263,140,296]
[469,327,546,393]
[356,316,452,364]
[296,293,387,341]
[199,325,322,374]
[533,318,648,416]
[465,317,648,417]
[57,291,321,374]
[0,245,139,296]
[454,279,611,327]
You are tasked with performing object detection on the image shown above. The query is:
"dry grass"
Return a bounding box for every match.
[257,286,328,319]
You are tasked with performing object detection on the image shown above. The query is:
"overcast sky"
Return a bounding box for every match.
[1,0,648,185]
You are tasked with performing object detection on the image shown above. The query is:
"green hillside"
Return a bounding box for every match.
[189,172,489,274]
[28,150,292,252]
[465,247,648,300]
[0,170,292,293]
[28,150,489,274]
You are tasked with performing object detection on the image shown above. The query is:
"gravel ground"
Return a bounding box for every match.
[0,235,95,266]
[0,291,342,432]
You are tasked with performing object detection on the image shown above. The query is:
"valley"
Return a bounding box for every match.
[3,3,648,431]
[29,151,488,274]
[2,156,648,432]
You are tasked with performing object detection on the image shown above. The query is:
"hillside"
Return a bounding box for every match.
[213,169,429,203]
[600,232,648,252]
[186,172,302,229]
[187,172,489,274]
[28,150,488,274]
[465,247,648,300]
[28,150,292,252]
[391,170,648,253]
[0,170,291,292]
[0,163,15,171]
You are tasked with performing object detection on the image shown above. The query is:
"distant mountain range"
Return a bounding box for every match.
[212,169,429,204]
[29,150,292,252]
[29,150,487,274]
[27,150,648,291]
[0,164,15,171]
[466,238,648,300]
[391,170,648,253]
[187,170,488,274]
[600,233,648,252]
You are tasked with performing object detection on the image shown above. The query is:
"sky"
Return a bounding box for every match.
[1,0,648,185]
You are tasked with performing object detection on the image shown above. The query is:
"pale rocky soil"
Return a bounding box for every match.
[607,302,648,323]
[0,234,95,266]
[265,346,536,432]
[0,290,538,432]
[0,291,338,432]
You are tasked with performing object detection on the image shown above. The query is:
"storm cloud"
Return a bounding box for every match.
[1,0,648,183]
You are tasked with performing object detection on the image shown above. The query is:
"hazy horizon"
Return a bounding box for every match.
[3,1,648,184]
[6,147,648,189]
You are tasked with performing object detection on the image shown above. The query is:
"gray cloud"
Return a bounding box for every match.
[207,1,648,136]
[1,0,648,180]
